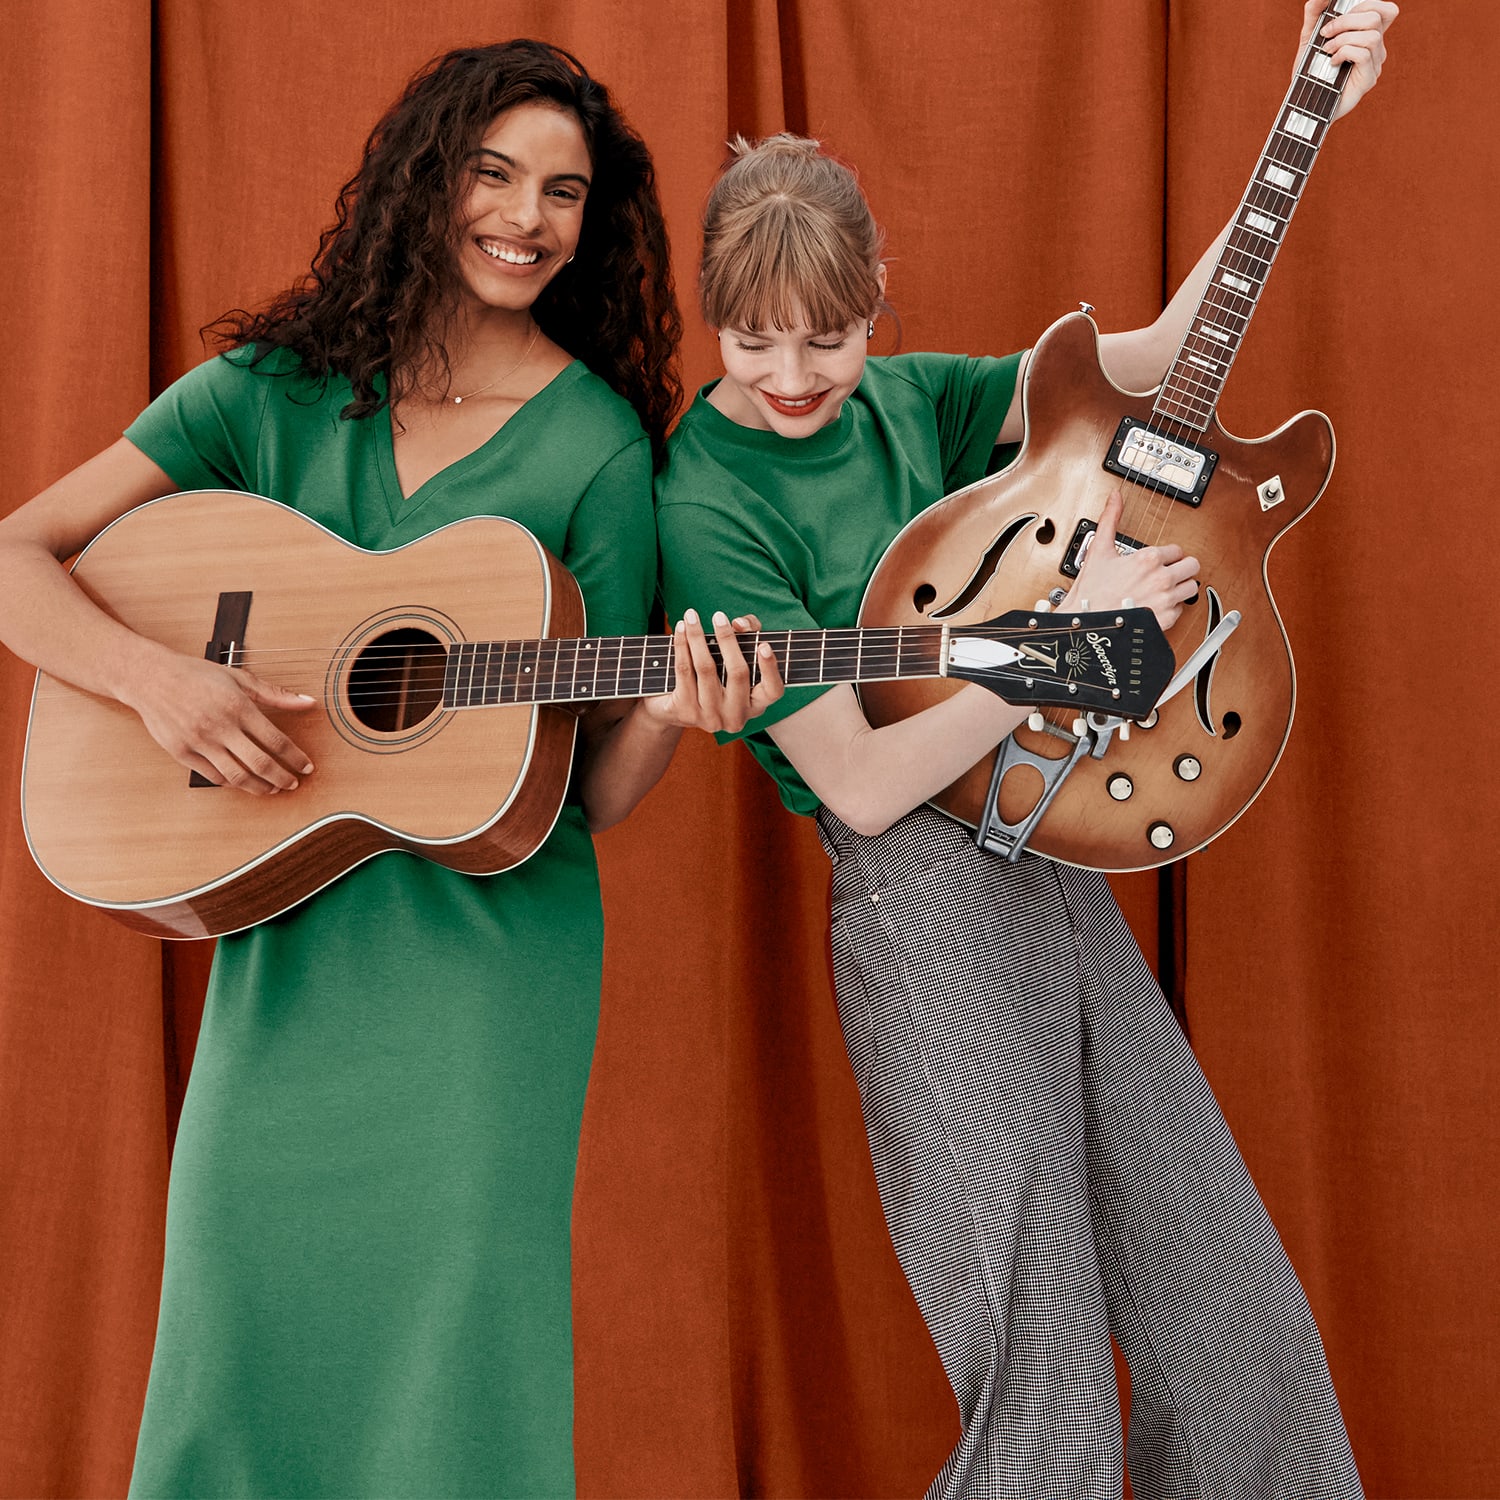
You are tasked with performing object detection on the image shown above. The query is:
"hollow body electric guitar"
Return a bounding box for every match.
[860,1,1358,871]
[21,490,1171,939]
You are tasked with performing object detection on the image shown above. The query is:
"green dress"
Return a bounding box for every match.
[123,349,655,1499]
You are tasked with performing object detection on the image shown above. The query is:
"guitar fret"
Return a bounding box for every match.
[580,639,600,701]
[1305,52,1343,88]
[542,637,562,701]
[440,646,456,707]
[560,639,580,703]
[519,640,538,702]
[460,642,482,708]
[1229,226,1279,261]
[643,636,671,696]
[611,638,627,698]
[472,641,492,706]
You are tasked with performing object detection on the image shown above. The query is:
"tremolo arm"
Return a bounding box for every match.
[973,611,1243,862]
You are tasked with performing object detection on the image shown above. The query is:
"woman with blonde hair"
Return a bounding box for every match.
[657,6,1396,1493]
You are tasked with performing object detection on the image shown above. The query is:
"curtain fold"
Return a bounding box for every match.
[2,4,1495,1497]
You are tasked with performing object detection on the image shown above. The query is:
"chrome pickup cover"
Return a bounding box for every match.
[1103,417,1219,506]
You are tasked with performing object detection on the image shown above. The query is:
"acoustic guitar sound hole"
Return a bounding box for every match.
[347,628,447,732]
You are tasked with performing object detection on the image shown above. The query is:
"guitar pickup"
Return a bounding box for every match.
[1102,416,1218,507]
[1059,519,1145,579]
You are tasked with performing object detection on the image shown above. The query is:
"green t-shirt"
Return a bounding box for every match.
[656,350,1021,817]
[126,345,655,638]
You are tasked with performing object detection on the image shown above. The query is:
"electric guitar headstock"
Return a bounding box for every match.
[943,607,1174,717]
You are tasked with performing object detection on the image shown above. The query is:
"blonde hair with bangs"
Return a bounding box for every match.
[700,134,886,334]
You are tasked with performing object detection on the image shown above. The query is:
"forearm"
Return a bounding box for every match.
[578,699,684,833]
[773,683,1028,838]
[0,536,167,706]
[1097,221,1232,394]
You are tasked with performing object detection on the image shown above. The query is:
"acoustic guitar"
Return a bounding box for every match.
[21,489,1171,939]
[859,0,1359,871]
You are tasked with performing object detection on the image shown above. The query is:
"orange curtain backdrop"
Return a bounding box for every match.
[1,4,1495,1499]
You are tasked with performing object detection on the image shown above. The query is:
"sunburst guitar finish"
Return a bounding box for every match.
[859,312,1331,871]
[860,6,1359,871]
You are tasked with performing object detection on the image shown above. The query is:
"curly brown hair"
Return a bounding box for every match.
[207,40,683,461]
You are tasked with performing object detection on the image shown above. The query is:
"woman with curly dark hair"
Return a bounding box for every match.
[0,39,776,1498]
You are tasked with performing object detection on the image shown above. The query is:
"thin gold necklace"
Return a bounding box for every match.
[449,321,541,405]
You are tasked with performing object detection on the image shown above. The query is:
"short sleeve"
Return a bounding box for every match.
[656,494,836,738]
[885,352,1022,492]
[562,435,657,639]
[124,352,272,493]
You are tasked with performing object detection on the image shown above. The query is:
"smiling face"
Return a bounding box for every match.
[454,101,591,317]
[711,313,871,436]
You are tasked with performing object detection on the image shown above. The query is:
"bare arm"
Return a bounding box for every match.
[996,0,1398,444]
[0,439,316,793]
[578,609,785,833]
[768,492,1198,837]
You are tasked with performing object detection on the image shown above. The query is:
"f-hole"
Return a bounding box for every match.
[347,628,448,732]
[931,514,1039,621]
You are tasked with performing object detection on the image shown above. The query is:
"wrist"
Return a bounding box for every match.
[113,632,179,713]
[633,695,688,736]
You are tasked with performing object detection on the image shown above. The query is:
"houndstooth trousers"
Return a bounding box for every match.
[816,805,1362,1500]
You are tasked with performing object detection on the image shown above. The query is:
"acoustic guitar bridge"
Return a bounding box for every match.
[189,590,253,787]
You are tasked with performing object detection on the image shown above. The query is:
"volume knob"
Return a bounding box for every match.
[1148,822,1176,851]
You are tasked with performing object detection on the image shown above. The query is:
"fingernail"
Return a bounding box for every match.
[675,619,685,633]
[302,763,314,774]
[685,608,699,624]
[287,779,298,790]
[295,693,316,702]
[733,618,748,630]
[758,644,772,657]
[712,610,728,626]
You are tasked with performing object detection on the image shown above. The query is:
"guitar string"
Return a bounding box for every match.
[1103,17,1336,702]
[211,624,1138,710]
[1131,27,1336,553]
[1032,22,1336,742]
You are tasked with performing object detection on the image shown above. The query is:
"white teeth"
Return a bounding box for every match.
[770,393,820,408]
[479,242,541,265]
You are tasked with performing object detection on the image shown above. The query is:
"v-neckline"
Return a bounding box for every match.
[378,360,582,527]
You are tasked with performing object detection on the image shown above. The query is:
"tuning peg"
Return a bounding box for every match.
[1027,711,1045,732]
[1122,597,1135,609]
[1072,717,1087,738]
[1118,721,1131,741]
[1033,598,1051,613]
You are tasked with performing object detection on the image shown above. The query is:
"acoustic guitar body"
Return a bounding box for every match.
[21,491,582,938]
[859,312,1333,871]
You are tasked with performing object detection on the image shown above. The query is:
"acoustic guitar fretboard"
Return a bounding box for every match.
[441,627,948,707]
